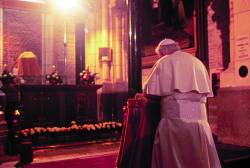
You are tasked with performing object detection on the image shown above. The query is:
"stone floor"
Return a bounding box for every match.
[0,139,250,168]
[0,140,120,168]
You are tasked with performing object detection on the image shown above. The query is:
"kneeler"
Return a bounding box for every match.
[115,94,161,168]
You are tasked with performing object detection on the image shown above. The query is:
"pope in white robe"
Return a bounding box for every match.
[143,39,222,168]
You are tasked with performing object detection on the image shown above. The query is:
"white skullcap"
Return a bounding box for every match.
[158,38,176,46]
[155,38,180,56]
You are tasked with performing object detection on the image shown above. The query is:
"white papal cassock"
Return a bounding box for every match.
[143,51,221,168]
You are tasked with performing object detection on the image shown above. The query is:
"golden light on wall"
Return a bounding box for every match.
[53,0,80,13]
[19,0,45,3]
[86,31,109,61]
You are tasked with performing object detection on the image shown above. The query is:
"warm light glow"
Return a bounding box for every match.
[85,28,89,34]
[18,51,37,59]
[54,0,79,13]
[19,0,45,3]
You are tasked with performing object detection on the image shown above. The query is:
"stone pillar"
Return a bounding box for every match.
[112,1,127,83]
[101,0,109,46]
[65,17,76,84]
[115,14,122,82]
[63,18,68,84]
[42,13,54,83]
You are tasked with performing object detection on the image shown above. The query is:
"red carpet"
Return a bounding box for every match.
[24,154,117,168]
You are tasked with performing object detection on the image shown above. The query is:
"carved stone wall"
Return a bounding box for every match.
[3,8,42,70]
[215,0,250,147]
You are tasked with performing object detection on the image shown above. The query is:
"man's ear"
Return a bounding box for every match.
[160,49,167,57]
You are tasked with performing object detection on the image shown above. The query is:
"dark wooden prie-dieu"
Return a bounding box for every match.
[116,94,161,168]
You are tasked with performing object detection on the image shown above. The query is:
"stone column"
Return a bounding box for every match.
[112,1,127,83]
[101,0,109,46]
[115,14,122,82]
[111,1,128,98]
[41,13,54,82]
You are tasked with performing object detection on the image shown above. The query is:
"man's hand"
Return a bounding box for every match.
[135,93,148,106]
[135,93,144,99]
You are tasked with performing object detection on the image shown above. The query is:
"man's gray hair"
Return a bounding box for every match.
[155,39,181,56]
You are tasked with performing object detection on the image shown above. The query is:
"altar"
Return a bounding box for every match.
[2,84,102,128]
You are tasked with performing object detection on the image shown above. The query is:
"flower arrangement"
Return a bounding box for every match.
[45,65,63,85]
[79,66,97,85]
[0,64,15,86]
[18,121,123,137]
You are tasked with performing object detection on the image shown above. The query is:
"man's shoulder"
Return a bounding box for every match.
[157,51,204,66]
[179,52,204,63]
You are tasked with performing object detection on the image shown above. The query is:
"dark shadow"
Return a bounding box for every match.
[209,0,230,69]
[215,141,250,168]
[141,0,195,57]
